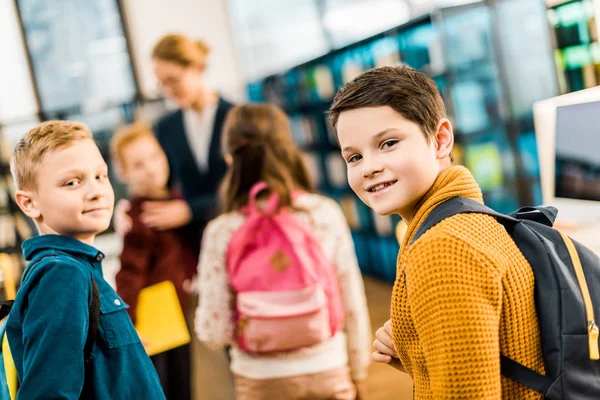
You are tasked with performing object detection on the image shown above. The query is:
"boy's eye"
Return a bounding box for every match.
[65,179,81,187]
[347,154,361,164]
[97,173,108,180]
[381,139,398,149]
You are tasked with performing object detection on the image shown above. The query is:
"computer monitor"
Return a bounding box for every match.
[533,86,600,224]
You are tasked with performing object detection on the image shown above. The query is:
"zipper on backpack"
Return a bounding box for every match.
[560,232,599,361]
[590,321,600,360]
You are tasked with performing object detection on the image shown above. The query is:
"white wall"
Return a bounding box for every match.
[0,0,38,122]
[121,0,246,104]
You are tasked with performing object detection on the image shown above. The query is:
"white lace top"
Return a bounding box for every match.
[194,193,371,381]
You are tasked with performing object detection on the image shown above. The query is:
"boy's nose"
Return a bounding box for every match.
[362,158,383,178]
[86,180,108,200]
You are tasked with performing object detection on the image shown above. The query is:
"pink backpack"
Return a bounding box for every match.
[226,182,344,354]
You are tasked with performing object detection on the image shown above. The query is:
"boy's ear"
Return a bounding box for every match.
[15,190,41,219]
[434,118,454,160]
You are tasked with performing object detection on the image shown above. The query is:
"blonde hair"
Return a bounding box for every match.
[110,121,157,174]
[151,33,210,69]
[220,104,313,213]
[10,121,93,190]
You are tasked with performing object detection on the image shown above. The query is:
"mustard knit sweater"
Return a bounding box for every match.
[391,166,545,399]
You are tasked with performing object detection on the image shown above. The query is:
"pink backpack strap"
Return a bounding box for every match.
[248,181,279,215]
[229,182,279,271]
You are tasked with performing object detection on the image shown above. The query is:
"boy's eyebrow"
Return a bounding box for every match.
[341,128,399,153]
[57,163,108,178]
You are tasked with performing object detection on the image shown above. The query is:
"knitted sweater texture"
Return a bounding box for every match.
[391,166,545,399]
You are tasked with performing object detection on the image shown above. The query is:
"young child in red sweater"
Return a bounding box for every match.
[110,122,196,400]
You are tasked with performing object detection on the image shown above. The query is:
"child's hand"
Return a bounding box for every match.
[114,199,132,236]
[141,199,192,230]
[183,277,198,294]
[372,319,398,363]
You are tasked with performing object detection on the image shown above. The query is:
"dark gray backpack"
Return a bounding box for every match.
[412,196,600,399]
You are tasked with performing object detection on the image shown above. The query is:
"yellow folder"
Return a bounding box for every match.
[135,280,191,356]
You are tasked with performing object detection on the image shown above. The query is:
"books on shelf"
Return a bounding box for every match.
[372,37,402,68]
[0,178,8,210]
[465,141,504,192]
[290,115,319,146]
[0,216,16,249]
[517,132,541,177]
[302,152,322,187]
[14,214,31,243]
[247,8,549,281]
[341,53,366,84]
[451,81,491,134]
[4,175,16,200]
[313,65,336,101]
[452,143,464,166]
[326,152,347,187]
[372,210,394,236]
[340,196,360,230]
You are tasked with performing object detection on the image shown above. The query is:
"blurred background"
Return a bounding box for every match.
[3,1,600,398]
[1,0,599,284]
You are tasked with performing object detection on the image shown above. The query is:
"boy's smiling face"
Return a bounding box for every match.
[18,138,114,244]
[337,106,453,222]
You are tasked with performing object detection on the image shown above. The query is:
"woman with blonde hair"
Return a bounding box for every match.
[115,33,234,264]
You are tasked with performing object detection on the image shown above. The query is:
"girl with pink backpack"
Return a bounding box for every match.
[194,104,371,399]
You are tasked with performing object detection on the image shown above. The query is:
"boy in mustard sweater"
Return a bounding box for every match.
[328,66,545,399]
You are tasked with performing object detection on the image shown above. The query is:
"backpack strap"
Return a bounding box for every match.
[248,182,279,215]
[81,275,100,398]
[410,197,557,394]
[501,356,554,394]
[0,255,100,395]
[411,197,519,246]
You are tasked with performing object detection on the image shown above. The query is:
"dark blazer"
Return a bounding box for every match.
[154,97,234,250]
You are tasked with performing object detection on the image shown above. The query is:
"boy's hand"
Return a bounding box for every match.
[114,199,132,236]
[141,199,192,230]
[372,319,398,363]
[373,319,407,373]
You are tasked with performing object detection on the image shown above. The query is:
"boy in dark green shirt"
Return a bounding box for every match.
[6,121,165,399]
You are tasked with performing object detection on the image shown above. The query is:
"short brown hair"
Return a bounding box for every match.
[10,121,93,190]
[110,121,156,172]
[220,104,313,213]
[152,33,210,69]
[328,65,447,142]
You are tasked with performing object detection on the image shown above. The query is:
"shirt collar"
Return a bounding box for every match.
[22,234,105,262]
